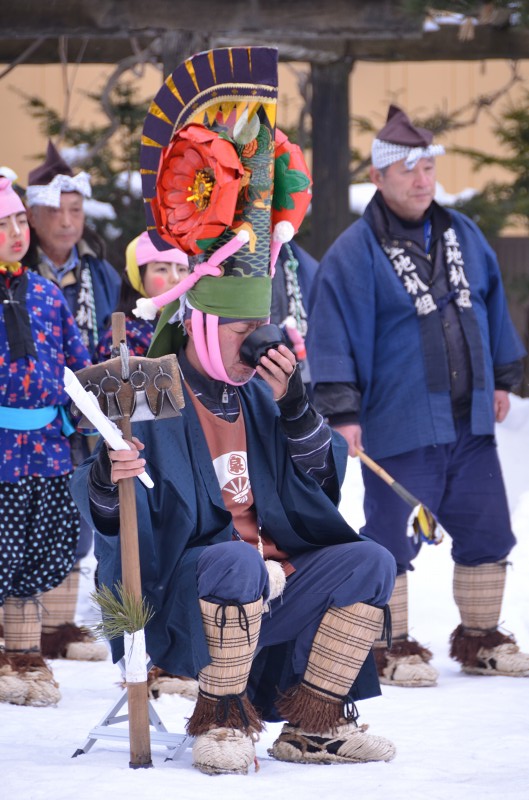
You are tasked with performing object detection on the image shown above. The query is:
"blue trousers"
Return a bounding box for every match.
[197,538,396,678]
[360,417,515,574]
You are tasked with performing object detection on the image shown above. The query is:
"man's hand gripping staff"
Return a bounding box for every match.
[65,312,184,769]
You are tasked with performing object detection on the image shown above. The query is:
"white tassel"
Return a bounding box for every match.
[272,220,295,244]
[132,297,159,321]
[266,560,286,602]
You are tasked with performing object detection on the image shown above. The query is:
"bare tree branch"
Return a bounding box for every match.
[67,39,163,167]
[285,63,312,150]
[0,37,47,79]
[421,60,522,135]
[350,156,372,182]
[58,37,89,143]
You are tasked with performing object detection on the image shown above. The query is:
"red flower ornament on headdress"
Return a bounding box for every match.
[152,124,245,256]
[272,129,312,235]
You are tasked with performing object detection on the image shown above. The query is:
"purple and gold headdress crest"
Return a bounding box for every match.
[138,46,311,331]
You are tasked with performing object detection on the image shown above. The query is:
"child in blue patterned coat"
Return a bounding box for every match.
[0,178,92,706]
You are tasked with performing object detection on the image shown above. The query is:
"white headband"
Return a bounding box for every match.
[371,139,445,171]
[26,171,92,208]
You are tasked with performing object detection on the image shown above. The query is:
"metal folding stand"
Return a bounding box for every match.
[72,659,193,762]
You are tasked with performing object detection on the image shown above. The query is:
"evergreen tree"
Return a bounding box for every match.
[452,91,529,238]
[19,81,151,269]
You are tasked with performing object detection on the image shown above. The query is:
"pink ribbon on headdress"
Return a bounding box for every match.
[191,310,258,386]
[191,308,217,379]
[143,230,250,313]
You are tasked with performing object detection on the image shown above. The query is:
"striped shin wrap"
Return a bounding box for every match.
[3,596,42,654]
[277,602,384,733]
[187,597,263,737]
[453,561,507,633]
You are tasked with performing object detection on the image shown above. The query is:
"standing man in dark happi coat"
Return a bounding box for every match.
[307,104,528,687]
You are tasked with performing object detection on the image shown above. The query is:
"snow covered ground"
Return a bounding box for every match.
[2,396,528,800]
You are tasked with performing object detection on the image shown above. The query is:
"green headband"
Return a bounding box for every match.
[187,275,272,319]
[147,275,272,359]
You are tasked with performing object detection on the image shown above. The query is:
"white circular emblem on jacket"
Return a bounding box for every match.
[212,450,251,504]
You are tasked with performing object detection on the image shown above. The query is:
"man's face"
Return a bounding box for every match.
[218,320,267,384]
[28,192,85,259]
[184,316,267,383]
[370,157,436,221]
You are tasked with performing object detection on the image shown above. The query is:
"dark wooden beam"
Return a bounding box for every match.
[1,25,528,66]
[215,26,529,63]
[346,24,529,61]
[310,59,354,260]
[0,0,419,40]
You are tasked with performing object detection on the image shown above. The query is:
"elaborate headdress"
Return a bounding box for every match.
[137,46,312,382]
[26,141,91,208]
[371,105,445,171]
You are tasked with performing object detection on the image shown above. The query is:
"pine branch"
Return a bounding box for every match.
[90,581,154,641]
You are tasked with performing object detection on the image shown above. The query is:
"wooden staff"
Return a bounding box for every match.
[355,448,443,544]
[112,312,152,769]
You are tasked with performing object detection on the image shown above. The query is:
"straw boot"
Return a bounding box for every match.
[450,562,529,676]
[373,573,438,687]
[0,596,60,706]
[40,563,107,661]
[187,598,263,775]
[270,602,396,764]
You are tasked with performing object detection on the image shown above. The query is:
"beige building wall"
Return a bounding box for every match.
[0,62,164,182]
[351,59,529,197]
[278,59,529,200]
[1,57,528,210]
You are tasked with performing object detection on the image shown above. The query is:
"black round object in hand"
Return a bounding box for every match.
[239,323,285,368]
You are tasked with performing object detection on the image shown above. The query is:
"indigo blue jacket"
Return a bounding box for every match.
[70,378,384,707]
[307,209,525,460]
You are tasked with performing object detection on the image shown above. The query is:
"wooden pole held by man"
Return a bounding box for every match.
[112,311,152,769]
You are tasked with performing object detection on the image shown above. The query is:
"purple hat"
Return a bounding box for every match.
[26,141,91,208]
[28,140,73,186]
[372,105,445,170]
[377,105,433,148]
